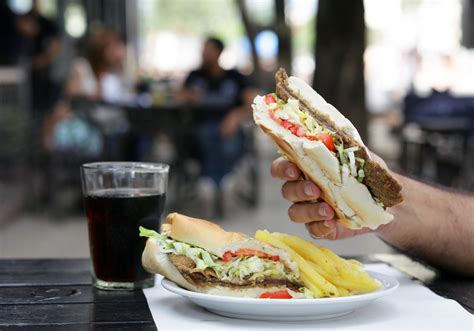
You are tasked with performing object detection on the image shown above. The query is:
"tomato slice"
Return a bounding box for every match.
[260,290,292,299]
[234,248,259,257]
[224,249,280,262]
[265,94,277,104]
[281,120,292,129]
[222,252,233,262]
[234,248,269,259]
[295,127,306,137]
[316,132,335,152]
[288,125,298,135]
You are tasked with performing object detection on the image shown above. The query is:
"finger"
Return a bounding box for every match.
[305,221,336,239]
[270,158,301,180]
[307,219,372,240]
[288,202,335,223]
[281,180,321,202]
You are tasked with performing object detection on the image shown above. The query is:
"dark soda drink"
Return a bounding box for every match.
[84,189,165,284]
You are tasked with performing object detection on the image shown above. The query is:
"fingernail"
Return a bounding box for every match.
[304,182,316,196]
[319,205,327,217]
[285,168,296,178]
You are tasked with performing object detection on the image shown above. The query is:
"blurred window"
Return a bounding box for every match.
[364,0,471,113]
[244,0,274,26]
[64,1,86,38]
[137,0,249,78]
[8,0,57,17]
[7,0,32,15]
[37,0,57,19]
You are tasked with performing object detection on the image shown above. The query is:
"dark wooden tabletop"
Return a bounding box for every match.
[0,256,472,329]
[0,259,156,330]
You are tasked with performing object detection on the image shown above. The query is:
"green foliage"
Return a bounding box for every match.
[139,0,245,41]
[292,15,316,55]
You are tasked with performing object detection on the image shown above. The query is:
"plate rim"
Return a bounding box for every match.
[161,270,399,305]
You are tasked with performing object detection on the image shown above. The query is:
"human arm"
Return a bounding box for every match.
[271,157,474,276]
[219,87,258,137]
[378,174,474,276]
[176,71,205,104]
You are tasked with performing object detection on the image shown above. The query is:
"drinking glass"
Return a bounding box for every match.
[80,162,169,290]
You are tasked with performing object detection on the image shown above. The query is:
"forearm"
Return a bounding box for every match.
[378,174,474,276]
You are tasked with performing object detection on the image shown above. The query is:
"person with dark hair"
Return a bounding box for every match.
[180,37,257,191]
[16,0,62,116]
[66,28,127,101]
[42,28,129,158]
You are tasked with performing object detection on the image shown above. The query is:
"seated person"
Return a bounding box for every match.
[42,28,132,159]
[179,37,257,187]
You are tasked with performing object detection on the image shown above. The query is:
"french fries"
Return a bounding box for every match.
[255,230,381,298]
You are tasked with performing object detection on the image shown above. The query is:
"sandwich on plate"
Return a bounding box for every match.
[141,213,304,298]
[141,213,380,299]
[252,68,403,230]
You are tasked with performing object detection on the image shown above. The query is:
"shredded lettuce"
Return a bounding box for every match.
[139,226,160,239]
[271,98,367,183]
[347,149,357,177]
[139,227,298,283]
[288,287,315,299]
[336,143,347,165]
[277,148,288,160]
[335,144,365,182]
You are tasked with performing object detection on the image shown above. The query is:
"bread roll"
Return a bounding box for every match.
[166,213,247,257]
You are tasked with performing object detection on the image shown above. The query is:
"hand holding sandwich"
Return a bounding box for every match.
[271,157,374,240]
[255,68,474,276]
[272,150,392,240]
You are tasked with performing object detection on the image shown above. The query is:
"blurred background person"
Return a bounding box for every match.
[16,0,62,120]
[179,37,257,211]
[65,28,127,102]
[42,27,130,160]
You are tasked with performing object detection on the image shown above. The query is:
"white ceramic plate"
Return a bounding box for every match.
[161,271,399,321]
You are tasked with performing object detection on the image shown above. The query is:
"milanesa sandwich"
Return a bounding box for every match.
[252,68,403,230]
[140,213,308,298]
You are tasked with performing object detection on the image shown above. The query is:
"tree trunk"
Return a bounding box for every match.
[236,0,261,79]
[313,0,367,142]
[275,0,292,74]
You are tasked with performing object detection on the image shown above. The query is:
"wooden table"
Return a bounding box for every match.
[1,256,472,329]
[0,259,155,329]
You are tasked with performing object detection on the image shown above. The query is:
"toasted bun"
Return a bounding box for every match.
[253,97,393,230]
[165,213,248,257]
[142,238,289,298]
[142,238,199,291]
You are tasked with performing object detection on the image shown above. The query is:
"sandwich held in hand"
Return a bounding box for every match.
[252,68,403,230]
[140,213,380,299]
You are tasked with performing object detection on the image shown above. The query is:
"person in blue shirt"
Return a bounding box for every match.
[180,37,257,187]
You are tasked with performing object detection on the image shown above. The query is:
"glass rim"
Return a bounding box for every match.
[81,162,169,174]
